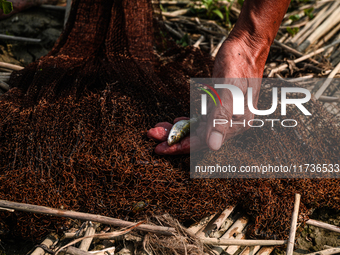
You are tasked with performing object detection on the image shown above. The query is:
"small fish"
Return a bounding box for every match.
[167,117,199,146]
[132,200,149,212]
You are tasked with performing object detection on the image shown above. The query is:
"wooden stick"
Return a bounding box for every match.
[295,2,336,45]
[318,95,340,102]
[0,199,175,236]
[188,214,216,235]
[306,219,340,233]
[164,23,183,39]
[201,238,287,246]
[314,62,340,99]
[304,248,340,255]
[31,234,58,255]
[211,36,226,58]
[211,206,234,232]
[316,23,340,48]
[279,21,308,29]
[210,212,239,239]
[0,62,24,71]
[225,231,246,255]
[257,247,275,255]
[324,245,335,249]
[210,36,214,54]
[193,35,205,48]
[64,231,85,239]
[298,5,340,51]
[57,222,143,255]
[161,9,189,17]
[286,193,301,255]
[0,34,41,43]
[0,81,9,91]
[65,246,92,255]
[217,216,249,254]
[284,75,314,83]
[239,246,261,255]
[89,247,115,255]
[268,39,340,77]
[221,215,249,239]
[196,206,234,238]
[0,206,13,212]
[274,40,304,57]
[289,2,330,44]
[79,222,97,251]
[273,40,319,64]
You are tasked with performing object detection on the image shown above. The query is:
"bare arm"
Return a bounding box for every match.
[149,0,291,154]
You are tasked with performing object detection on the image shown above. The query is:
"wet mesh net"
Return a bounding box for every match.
[0,0,339,241]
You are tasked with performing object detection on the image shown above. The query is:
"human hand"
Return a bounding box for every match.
[148,38,263,154]
[147,117,208,155]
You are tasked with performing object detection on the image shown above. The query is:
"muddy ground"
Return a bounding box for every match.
[0,6,63,68]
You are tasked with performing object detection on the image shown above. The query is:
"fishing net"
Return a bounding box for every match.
[0,0,339,241]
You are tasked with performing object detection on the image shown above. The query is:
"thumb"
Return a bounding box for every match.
[206,105,232,151]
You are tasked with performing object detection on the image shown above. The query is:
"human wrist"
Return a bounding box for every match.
[226,31,271,74]
[213,36,266,79]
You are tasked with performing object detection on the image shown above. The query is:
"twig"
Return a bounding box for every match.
[0,34,41,43]
[239,246,261,255]
[289,2,333,45]
[211,36,226,58]
[31,234,58,255]
[273,40,319,64]
[306,219,340,233]
[64,246,92,255]
[196,207,234,238]
[268,39,340,77]
[213,215,249,254]
[316,23,340,48]
[89,247,116,255]
[0,62,24,71]
[79,222,98,251]
[314,62,340,99]
[211,206,234,233]
[304,248,340,255]
[188,214,216,235]
[164,23,183,39]
[193,35,205,48]
[279,21,308,29]
[0,81,9,91]
[210,36,214,54]
[0,199,176,236]
[282,75,314,83]
[56,222,144,255]
[201,238,287,246]
[0,206,13,212]
[224,231,246,255]
[318,95,340,102]
[257,247,275,255]
[298,5,340,52]
[161,9,189,17]
[286,193,301,255]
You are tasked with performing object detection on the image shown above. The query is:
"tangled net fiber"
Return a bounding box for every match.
[0,0,339,241]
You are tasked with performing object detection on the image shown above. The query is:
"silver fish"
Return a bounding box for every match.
[167,117,199,146]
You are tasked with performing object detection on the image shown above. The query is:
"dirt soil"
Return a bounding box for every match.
[0,6,63,67]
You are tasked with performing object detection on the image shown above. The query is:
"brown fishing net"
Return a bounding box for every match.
[0,0,339,241]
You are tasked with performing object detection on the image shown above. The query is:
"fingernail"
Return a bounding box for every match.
[208,131,223,150]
